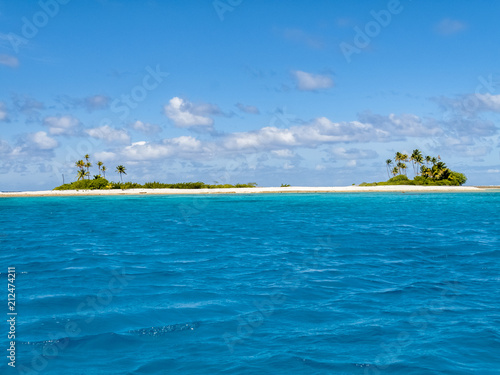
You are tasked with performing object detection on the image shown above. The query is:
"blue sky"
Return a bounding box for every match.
[1,0,500,190]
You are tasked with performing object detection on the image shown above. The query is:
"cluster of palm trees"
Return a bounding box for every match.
[75,154,127,182]
[385,149,450,180]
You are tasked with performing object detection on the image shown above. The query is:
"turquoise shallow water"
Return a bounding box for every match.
[1,193,499,374]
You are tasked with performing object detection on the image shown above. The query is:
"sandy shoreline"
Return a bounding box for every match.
[1,185,496,197]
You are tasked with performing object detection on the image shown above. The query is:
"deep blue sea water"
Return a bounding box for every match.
[1,193,499,374]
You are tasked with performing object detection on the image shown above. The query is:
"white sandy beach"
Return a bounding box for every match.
[0,185,495,197]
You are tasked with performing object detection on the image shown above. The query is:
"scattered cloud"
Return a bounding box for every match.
[0,54,19,68]
[292,70,334,91]
[223,117,389,152]
[130,120,162,134]
[85,125,130,144]
[94,151,117,161]
[164,97,216,128]
[435,93,500,115]
[43,115,80,135]
[358,111,443,138]
[487,169,500,174]
[122,136,207,161]
[281,28,324,49]
[435,18,467,35]
[0,102,8,122]
[25,131,58,150]
[271,149,295,158]
[0,138,12,154]
[475,94,500,112]
[12,95,45,121]
[331,147,378,160]
[84,95,110,112]
[236,103,260,114]
[57,94,111,112]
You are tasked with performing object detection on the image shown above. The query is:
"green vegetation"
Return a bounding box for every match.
[280,184,291,187]
[54,155,258,190]
[361,149,467,186]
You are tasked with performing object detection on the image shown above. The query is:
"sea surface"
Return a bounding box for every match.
[1,193,499,374]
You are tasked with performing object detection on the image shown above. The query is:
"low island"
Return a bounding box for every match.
[1,151,498,197]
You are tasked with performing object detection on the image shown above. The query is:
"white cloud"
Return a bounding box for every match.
[292,70,334,91]
[435,18,467,35]
[475,94,500,112]
[487,169,500,174]
[0,102,8,121]
[358,112,443,138]
[224,117,389,152]
[27,131,58,150]
[85,125,130,144]
[43,115,80,135]
[94,151,117,161]
[164,97,215,128]
[271,149,295,158]
[131,120,162,134]
[124,141,171,160]
[0,54,19,68]
[122,136,206,161]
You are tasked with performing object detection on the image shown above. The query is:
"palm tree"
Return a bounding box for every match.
[420,165,429,177]
[411,149,423,176]
[75,159,85,171]
[386,159,393,179]
[425,155,431,167]
[400,163,407,176]
[391,166,399,177]
[433,161,448,179]
[410,150,417,175]
[116,165,127,182]
[76,169,87,181]
[97,161,103,176]
[431,157,437,165]
[396,162,405,175]
[101,165,107,179]
[414,154,424,176]
[85,161,92,179]
[394,152,403,174]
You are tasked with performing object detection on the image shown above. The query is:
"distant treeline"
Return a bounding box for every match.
[54,178,257,191]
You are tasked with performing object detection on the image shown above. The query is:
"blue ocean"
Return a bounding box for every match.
[1,193,499,374]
